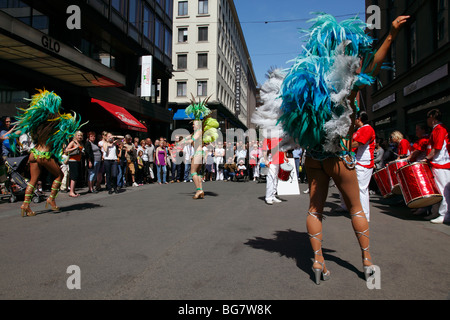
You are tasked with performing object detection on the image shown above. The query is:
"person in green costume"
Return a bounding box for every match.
[9,89,82,216]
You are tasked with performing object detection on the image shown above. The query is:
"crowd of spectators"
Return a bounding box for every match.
[2,116,306,195]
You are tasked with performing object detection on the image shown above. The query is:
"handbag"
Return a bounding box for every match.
[68,147,80,156]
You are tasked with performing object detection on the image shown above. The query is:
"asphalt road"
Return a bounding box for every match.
[0,180,449,300]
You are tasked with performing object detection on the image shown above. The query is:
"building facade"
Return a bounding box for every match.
[363,0,450,141]
[0,0,175,139]
[169,0,257,133]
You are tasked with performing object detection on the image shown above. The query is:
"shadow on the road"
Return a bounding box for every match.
[244,229,364,281]
[42,202,102,214]
[180,191,219,198]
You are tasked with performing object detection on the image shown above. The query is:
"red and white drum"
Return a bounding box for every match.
[278,162,293,181]
[372,167,392,198]
[387,159,409,194]
[396,162,443,208]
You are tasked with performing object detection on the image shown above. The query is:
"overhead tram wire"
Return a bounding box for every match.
[165,12,364,25]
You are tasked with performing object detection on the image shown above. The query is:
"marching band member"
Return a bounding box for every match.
[262,137,287,205]
[251,68,291,205]
[424,109,450,224]
[390,130,410,159]
[408,123,429,162]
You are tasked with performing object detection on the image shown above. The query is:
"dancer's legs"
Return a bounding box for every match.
[305,157,372,276]
[21,155,41,216]
[305,158,333,273]
[191,155,204,197]
[39,158,64,209]
[323,158,372,267]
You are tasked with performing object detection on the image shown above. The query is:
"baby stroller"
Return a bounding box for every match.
[0,155,43,203]
[235,160,248,182]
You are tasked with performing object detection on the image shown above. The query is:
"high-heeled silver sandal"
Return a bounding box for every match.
[351,210,375,281]
[308,211,331,285]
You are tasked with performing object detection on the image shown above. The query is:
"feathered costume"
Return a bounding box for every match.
[8,89,83,217]
[251,68,294,151]
[184,95,219,199]
[185,94,219,144]
[278,13,388,161]
[9,89,82,163]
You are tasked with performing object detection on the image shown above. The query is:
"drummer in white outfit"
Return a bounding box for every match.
[425,109,450,224]
[263,137,286,205]
[339,112,375,221]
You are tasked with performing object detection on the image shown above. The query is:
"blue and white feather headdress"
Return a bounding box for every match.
[279,13,386,154]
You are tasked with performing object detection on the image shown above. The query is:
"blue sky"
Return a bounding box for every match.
[234,0,366,85]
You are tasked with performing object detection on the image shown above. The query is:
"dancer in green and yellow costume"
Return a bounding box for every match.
[177,95,219,199]
[9,89,83,216]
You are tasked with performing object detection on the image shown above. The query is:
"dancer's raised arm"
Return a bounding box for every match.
[366,16,410,77]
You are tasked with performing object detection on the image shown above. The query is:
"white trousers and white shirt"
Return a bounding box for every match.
[265,163,279,202]
[428,123,450,221]
[341,124,375,221]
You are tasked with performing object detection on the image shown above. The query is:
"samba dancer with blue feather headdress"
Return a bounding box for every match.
[279,13,409,284]
[9,89,84,217]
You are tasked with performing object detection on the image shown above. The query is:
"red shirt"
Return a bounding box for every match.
[262,138,283,165]
[427,123,450,169]
[397,139,410,157]
[412,135,429,153]
[353,124,375,168]
[411,134,429,161]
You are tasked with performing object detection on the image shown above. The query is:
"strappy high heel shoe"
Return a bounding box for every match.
[21,183,36,217]
[193,188,205,199]
[308,211,331,285]
[351,210,374,281]
[45,199,60,211]
[45,180,61,211]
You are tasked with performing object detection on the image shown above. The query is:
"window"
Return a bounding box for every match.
[155,17,164,49]
[409,21,417,66]
[143,5,154,41]
[129,0,142,29]
[178,27,188,42]
[112,0,127,17]
[177,81,187,96]
[165,0,173,18]
[198,0,208,14]
[198,26,208,41]
[197,81,207,96]
[438,19,445,41]
[177,54,187,70]
[437,0,446,42]
[164,29,172,57]
[31,9,49,33]
[198,53,208,68]
[178,1,188,16]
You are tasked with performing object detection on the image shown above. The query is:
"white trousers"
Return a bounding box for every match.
[341,165,373,221]
[265,164,279,201]
[431,167,450,219]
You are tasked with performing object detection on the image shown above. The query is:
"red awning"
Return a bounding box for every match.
[91,98,147,132]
